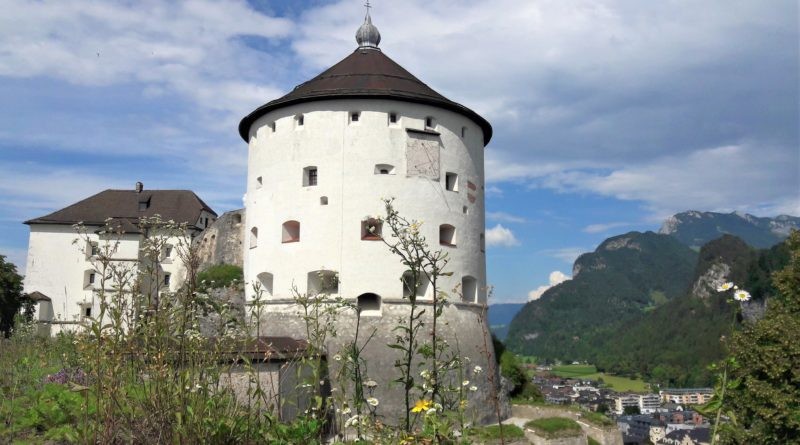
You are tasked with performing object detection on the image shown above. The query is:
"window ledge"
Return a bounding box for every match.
[282,239,300,244]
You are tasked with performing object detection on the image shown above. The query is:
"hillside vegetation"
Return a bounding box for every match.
[506,230,792,386]
[506,231,698,361]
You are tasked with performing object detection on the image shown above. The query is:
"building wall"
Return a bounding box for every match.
[243,98,486,303]
[24,223,198,335]
[24,224,141,335]
[252,299,508,425]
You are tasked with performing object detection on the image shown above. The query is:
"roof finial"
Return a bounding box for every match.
[356,0,381,49]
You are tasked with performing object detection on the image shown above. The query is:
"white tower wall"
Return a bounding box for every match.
[244,99,487,303]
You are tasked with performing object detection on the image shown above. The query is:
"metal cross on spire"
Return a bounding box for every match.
[364,0,372,18]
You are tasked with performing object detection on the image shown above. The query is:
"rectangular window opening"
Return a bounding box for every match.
[350,111,360,123]
[445,172,459,191]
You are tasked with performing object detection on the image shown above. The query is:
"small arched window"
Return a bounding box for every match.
[374,164,395,175]
[308,270,338,295]
[462,276,477,303]
[402,271,430,299]
[357,293,382,316]
[250,227,258,248]
[295,114,304,127]
[256,272,274,298]
[388,112,398,125]
[282,221,300,243]
[425,116,435,129]
[439,224,456,246]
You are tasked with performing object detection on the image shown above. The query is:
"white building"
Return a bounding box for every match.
[240,14,491,304]
[23,182,216,335]
[238,10,505,422]
[640,393,661,414]
[613,393,660,414]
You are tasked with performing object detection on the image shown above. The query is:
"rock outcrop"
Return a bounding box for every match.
[196,209,245,271]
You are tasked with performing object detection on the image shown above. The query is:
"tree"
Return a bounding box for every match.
[715,231,800,444]
[623,405,641,415]
[0,254,30,338]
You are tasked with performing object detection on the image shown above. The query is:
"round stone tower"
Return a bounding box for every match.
[238,9,505,423]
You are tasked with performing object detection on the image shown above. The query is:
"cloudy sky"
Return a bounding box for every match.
[0,0,797,303]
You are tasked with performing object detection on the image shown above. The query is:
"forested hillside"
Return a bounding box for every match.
[506,232,791,386]
[505,231,698,360]
[592,235,790,386]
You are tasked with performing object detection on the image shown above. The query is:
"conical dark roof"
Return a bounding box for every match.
[238,48,493,144]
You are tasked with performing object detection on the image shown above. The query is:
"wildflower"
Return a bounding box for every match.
[462,380,470,387]
[342,406,352,415]
[473,365,483,374]
[460,400,468,409]
[333,354,342,361]
[411,399,432,413]
[345,415,360,427]
[364,380,378,388]
[420,369,430,379]
[469,385,478,392]
[716,282,734,292]
[426,408,437,415]
[734,289,752,302]
[366,397,379,407]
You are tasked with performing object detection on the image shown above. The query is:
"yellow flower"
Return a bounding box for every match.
[411,399,432,413]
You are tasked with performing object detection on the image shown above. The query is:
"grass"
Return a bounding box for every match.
[468,424,525,441]
[579,410,614,427]
[551,364,650,392]
[524,417,582,438]
[588,436,602,445]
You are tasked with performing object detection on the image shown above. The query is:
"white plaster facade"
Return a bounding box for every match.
[244,99,487,303]
[24,206,216,336]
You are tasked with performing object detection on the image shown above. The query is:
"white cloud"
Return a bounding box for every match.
[583,221,631,234]
[543,143,800,218]
[0,0,292,117]
[487,211,526,224]
[485,224,520,247]
[528,270,571,301]
[541,247,587,264]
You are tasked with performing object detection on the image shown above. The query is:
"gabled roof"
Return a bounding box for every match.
[239,48,493,145]
[26,291,51,302]
[25,189,216,230]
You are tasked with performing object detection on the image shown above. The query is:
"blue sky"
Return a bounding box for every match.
[0,0,797,303]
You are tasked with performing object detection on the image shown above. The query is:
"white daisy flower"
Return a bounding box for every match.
[716,282,734,292]
[366,397,379,407]
[734,290,752,301]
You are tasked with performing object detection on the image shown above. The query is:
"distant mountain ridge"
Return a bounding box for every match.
[488,303,525,340]
[659,211,799,249]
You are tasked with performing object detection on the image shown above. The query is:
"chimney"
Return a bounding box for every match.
[135,181,143,193]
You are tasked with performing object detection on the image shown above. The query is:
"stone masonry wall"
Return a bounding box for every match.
[513,405,623,445]
[196,209,245,271]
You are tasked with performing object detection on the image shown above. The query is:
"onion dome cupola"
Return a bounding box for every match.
[355,8,381,49]
[238,6,492,144]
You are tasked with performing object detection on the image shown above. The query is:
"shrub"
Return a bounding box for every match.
[525,417,582,438]
[197,264,243,289]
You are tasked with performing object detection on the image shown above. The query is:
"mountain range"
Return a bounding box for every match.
[499,211,796,386]
[659,211,800,249]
